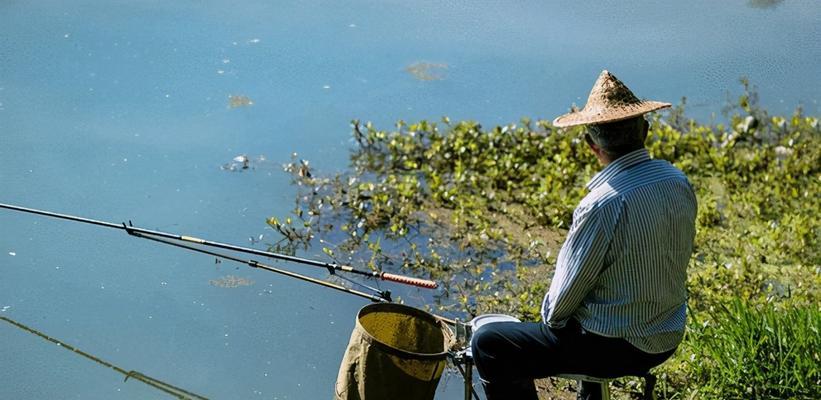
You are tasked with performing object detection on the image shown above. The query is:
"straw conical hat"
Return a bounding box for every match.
[552,70,671,128]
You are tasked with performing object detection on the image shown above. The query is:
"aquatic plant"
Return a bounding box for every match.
[269,80,819,398]
[228,94,254,108]
[747,0,785,9]
[209,275,255,288]
[406,62,449,81]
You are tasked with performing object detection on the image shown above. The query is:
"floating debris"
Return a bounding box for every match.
[221,154,266,172]
[209,275,255,288]
[297,159,311,178]
[228,95,254,108]
[406,62,448,81]
[249,234,264,245]
[1,306,10,312]
[234,154,250,169]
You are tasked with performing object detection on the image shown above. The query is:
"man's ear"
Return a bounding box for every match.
[585,134,600,152]
[587,140,604,157]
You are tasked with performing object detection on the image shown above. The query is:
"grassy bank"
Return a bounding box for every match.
[270,82,819,398]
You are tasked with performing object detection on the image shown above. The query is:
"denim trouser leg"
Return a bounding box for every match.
[470,319,674,400]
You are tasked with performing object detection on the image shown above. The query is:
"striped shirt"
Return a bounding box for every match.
[540,148,697,353]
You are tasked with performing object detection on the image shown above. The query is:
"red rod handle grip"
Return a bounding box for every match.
[380,272,438,289]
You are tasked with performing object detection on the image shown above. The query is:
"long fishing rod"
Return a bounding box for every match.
[126,221,459,324]
[2,203,470,396]
[131,228,391,303]
[0,202,438,290]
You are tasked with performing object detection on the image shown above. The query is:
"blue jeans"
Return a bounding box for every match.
[470,319,675,400]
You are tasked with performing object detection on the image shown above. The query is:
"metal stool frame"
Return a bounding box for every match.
[556,372,658,400]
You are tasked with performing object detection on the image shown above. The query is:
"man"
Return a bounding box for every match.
[471,70,697,400]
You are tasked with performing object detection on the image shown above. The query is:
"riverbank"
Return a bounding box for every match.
[271,85,819,398]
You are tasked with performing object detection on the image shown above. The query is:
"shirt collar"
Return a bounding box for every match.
[586,148,651,190]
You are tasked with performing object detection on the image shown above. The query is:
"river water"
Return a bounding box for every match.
[1,1,818,399]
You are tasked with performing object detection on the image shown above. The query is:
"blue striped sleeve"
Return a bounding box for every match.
[545,201,619,328]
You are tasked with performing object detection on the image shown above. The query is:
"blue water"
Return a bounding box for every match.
[1,1,818,399]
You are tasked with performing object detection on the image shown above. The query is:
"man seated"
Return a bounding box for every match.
[471,70,697,400]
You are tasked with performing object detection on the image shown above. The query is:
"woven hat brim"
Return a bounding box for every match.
[552,101,671,128]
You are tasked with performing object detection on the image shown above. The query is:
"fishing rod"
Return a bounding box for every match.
[0,202,438,290]
[1,203,472,397]
[131,228,391,303]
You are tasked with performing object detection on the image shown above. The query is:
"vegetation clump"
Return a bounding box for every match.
[269,80,819,398]
[406,62,449,81]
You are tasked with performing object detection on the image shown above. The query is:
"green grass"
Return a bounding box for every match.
[679,300,820,399]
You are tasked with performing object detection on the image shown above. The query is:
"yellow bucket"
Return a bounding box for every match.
[334,303,453,400]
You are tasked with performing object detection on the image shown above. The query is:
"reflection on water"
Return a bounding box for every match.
[0,315,210,399]
[209,275,255,288]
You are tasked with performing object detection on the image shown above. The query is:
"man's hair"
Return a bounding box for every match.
[585,116,649,159]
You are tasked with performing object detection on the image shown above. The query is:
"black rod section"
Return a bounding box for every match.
[0,202,438,289]
[0,202,457,324]
[0,203,365,274]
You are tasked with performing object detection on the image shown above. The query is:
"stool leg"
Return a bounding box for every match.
[464,359,472,400]
[578,380,609,400]
[600,381,610,400]
[642,373,657,400]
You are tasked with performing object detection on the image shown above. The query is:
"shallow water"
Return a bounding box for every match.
[0,1,818,399]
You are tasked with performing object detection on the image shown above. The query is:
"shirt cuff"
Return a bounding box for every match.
[546,318,568,329]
